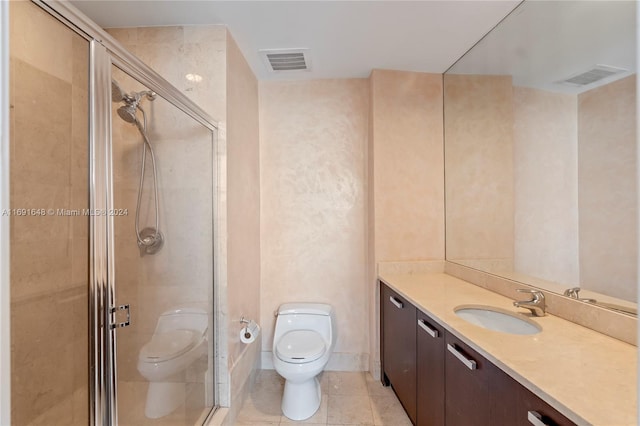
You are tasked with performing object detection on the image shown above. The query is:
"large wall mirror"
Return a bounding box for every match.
[444,1,637,316]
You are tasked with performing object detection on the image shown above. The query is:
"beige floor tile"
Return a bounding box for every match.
[370,394,412,426]
[327,371,369,396]
[318,371,329,393]
[255,369,285,392]
[236,370,412,426]
[288,424,325,426]
[327,394,374,425]
[365,374,394,397]
[235,397,282,424]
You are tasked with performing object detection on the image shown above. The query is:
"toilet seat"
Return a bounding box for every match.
[276,330,326,364]
[139,329,202,362]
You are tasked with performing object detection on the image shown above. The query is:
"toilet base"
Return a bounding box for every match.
[281,376,321,421]
[145,381,185,419]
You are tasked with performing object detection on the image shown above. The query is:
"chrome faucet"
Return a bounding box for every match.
[563,287,597,303]
[563,287,581,298]
[513,289,546,317]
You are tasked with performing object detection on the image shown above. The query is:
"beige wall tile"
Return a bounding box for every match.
[578,75,637,301]
[9,1,73,83]
[370,69,445,262]
[226,33,261,366]
[183,25,226,44]
[368,69,445,377]
[513,86,579,286]
[106,28,139,45]
[138,26,184,45]
[11,58,72,186]
[444,74,514,262]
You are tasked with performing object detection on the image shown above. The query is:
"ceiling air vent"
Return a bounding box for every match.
[259,48,311,73]
[558,64,628,87]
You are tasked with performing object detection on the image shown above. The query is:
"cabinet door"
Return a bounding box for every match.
[518,385,577,426]
[416,311,445,426]
[381,283,417,424]
[445,333,493,426]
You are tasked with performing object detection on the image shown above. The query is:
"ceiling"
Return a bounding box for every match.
[448,0,637,94]
[70,0,520,81]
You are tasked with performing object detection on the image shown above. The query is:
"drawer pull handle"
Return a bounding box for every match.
[389,296,403,309]
[447,343,477,370]
[417,319,439,338]
[527,411,549,426]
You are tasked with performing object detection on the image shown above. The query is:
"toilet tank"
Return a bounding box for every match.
[274,303,336,348]
[278,303,333,316]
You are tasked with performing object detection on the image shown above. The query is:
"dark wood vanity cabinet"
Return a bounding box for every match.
[381,284,417,423]
[416,311,445,426]
[444,333,494,426]
[380,282,576,426]
[517,383,576,426]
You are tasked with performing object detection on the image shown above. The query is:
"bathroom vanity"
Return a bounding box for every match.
[379,273,637,426]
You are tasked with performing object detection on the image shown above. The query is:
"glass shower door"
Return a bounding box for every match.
[110,65,215,426]
[8,2,90,425]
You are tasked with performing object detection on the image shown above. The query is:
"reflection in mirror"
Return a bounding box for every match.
[444,1,637,315]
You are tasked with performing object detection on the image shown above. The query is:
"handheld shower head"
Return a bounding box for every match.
[111,80,126,103]
[117,104,138,123]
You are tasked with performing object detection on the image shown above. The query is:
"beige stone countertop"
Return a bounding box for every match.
[379,272,637,426]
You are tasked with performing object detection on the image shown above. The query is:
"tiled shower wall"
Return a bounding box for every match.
[107,25,262,414]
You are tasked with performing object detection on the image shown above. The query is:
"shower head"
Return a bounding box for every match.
[117,104,138,123]
[111,80,126,103]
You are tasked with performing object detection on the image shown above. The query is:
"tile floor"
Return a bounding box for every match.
[236,370,412,426]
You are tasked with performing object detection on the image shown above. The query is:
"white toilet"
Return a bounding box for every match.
[137,307,208,419]
[272,303,336,421]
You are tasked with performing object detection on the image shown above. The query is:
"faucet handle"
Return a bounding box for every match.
[514,289,546,316]
[516,288,544,299]
[563,287,581,298]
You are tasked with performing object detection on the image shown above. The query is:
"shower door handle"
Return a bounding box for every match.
[110,304,131,329]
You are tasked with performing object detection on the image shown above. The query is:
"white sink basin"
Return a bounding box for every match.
[454,305,542,335]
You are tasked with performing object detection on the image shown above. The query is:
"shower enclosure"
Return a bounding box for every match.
[7,1,218,425]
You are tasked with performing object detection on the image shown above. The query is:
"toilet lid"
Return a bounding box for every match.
[139,330,201,362]
[276,330,326,364]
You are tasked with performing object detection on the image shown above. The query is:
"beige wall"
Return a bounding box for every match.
[259,79,369,370]
[444,75,514,266]
[9,2,89,424]
[369,70,445,263]
[513,86,579,286]
[368,69,445,375]
[578,75,637,301]
[225,32,261,400]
